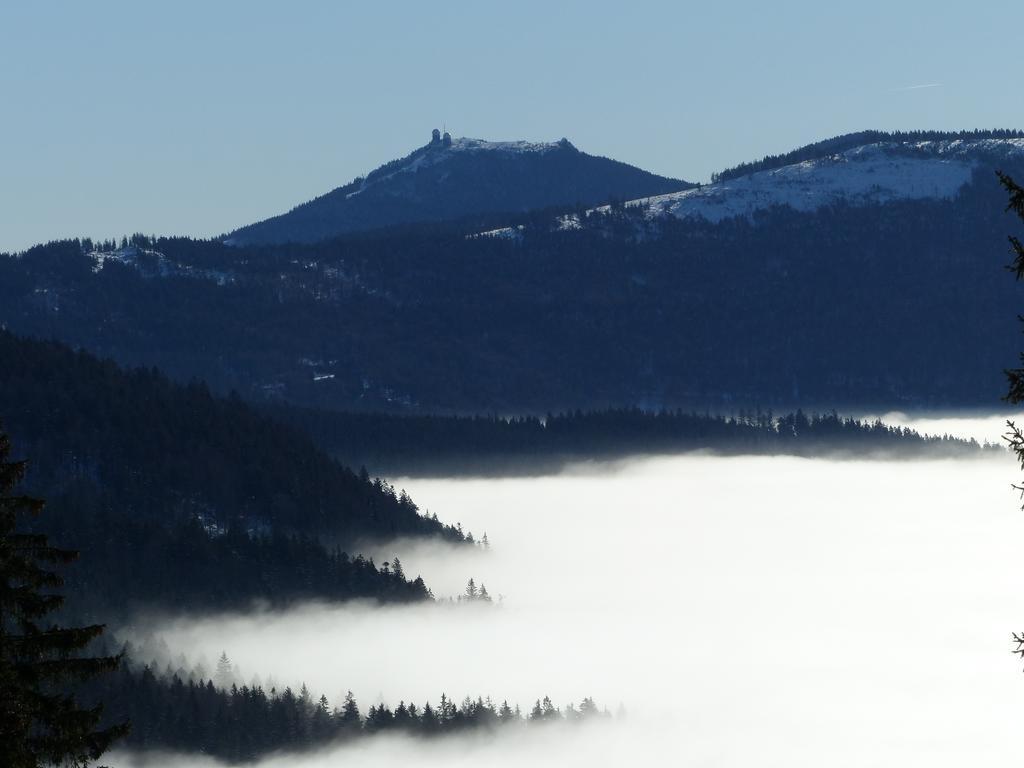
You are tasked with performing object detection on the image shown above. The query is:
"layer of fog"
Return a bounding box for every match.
[120,451,1024,766]
[109,720,640,768]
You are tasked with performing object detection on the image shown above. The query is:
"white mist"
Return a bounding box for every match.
[116,451,1024,766]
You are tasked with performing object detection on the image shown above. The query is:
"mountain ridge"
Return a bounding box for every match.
[4,129,1024,414]
[620,137,1024,225]
[710,128,1024,182]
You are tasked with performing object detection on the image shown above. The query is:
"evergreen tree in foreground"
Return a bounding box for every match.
[999,171,1024,413]
[996,173,1024,665]
[0,428,126,767]
[1001,172,1024,513]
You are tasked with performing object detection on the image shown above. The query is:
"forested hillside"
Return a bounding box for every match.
[2,138,1021,414]
[0,331,461,619]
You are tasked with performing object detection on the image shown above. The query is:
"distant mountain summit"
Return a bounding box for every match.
[226,130,694,245]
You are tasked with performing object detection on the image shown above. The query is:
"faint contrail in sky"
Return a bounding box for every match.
[887,83,943,92]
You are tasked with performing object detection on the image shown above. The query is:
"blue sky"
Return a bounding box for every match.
[1,0,1021,252]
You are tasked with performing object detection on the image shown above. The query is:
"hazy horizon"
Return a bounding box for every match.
[3,1,1023,252]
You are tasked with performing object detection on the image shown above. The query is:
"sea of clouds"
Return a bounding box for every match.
[114,424,1024,766]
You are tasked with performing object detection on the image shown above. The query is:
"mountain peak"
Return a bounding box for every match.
[226,134,689,246]
[424,126,575,154]
[350,134,577,196]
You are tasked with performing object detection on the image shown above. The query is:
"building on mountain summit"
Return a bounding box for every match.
[430,127,453,147]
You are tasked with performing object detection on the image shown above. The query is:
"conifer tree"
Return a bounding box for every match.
[541,695,559,720]
[997,173,1024,665]
[394,700,410,727]
[999,172,1024,511]
[214,651,232,689]
[579,696,600,718]
[1001,172,1024,406]
[529,699,543,721]
[498,699,515,721]
[337,690,361,734]
[406,701,420,726]
[420,701,439,734]
[438,692,456,724]
[0,428,127,767]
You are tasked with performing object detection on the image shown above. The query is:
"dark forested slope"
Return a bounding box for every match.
[265,406,996,476]
[2,140,1022,413]
[0,331,454,540]
[0,331,460,618]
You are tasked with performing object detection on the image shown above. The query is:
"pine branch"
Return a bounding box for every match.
[998,171,1024,219]
[997,173,1024,279]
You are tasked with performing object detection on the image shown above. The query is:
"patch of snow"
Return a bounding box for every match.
[444,137,564,155]
[192,511,227,538]
[469,225,525,242]
[556,214,584,231]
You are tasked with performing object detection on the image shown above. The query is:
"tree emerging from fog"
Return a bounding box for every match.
[459,578,492,602]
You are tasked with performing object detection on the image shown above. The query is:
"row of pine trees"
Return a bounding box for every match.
[82,660,608,762]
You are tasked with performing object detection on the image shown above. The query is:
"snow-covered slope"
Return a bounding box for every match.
[226,131,693,246]
[622,138,1024,224]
